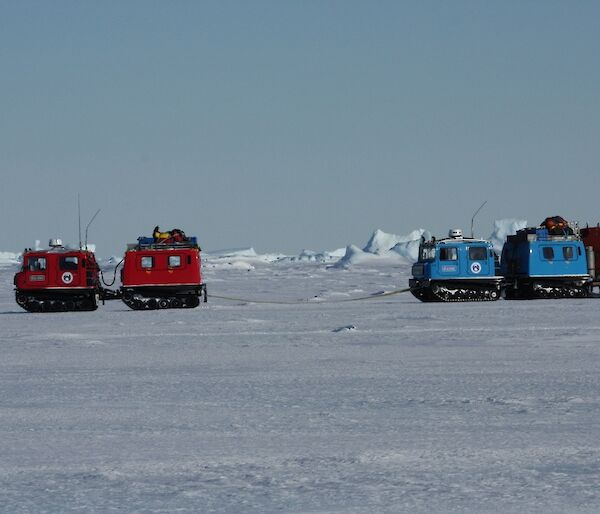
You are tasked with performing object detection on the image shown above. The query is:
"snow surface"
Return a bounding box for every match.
[1,222,598,512]
[2,246,600,513]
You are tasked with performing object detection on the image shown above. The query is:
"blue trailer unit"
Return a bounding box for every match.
[501,227,591,299]
[409,229,502,302]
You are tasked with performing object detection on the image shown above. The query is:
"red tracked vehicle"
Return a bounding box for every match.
[581,225,600,284]
[14,239,102,312]
[120,228,207,310]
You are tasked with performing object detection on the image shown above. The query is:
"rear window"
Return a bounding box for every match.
[28,257,46,271]
[542,247,554,260]
[420,246,436,261]
[469,247,487,260]
[168,255,182,267]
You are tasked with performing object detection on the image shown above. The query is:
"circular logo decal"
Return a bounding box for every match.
[470,262,482,274]
[61,272,74,284]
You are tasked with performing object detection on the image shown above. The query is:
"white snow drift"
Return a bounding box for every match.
[0,219,541,271]
[0,252,20,267]
[489,218,528,253]
[335,219,528,268]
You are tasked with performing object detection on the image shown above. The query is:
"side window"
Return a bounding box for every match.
[168,255,181,267]
[563,246,574,260]
[469,247,487,260]
[542,247,554,260]
[28,257,47,271]
[440,247,458,261]
[141,256,154,269]
[60,256,79,270]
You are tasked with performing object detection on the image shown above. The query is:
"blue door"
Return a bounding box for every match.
[467,246,490,277]
[437,246,459,276]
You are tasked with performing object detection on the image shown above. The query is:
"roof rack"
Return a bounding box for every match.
[512,227,579,242]
[422,236,489,245]
[129,236,199,250]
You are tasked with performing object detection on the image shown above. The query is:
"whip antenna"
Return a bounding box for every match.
[78,194,82,249]
[470,200,487,238]
[84,209,101,250]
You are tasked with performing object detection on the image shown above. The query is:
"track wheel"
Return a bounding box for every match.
[170,298,182,308]
[158,298,169,309]
[185,296,200,308]
[27,301,41,312]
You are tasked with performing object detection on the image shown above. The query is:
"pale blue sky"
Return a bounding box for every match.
[2,1,599,255]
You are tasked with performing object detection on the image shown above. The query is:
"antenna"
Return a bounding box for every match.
[78,194,82,249]
[84,209,101,250]
[470,200,487,238]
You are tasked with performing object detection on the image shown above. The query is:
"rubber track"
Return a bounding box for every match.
[122,295,201,310]
[16,294,98,312]
[412,285,501,303]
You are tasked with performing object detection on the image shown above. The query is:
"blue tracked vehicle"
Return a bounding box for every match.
[410,229,502,302]
[501,222,592,299]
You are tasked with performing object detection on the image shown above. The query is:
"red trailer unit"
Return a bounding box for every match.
[120,233,207,310]
[580,226,600,281]
[14,240,101,312]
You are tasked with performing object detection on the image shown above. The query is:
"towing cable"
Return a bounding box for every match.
[99,259,124,287]
[208,287,412,305]
[96,260,413,305]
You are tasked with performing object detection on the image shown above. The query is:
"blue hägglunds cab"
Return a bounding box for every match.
[501,217,592,299]
[410,229,502,302]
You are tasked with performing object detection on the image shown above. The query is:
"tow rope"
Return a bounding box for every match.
[208,287,412,305]
[99,259,124,287]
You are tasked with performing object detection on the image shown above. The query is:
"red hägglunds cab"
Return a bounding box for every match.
[14,239,101,312]
[120,227,207,310]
